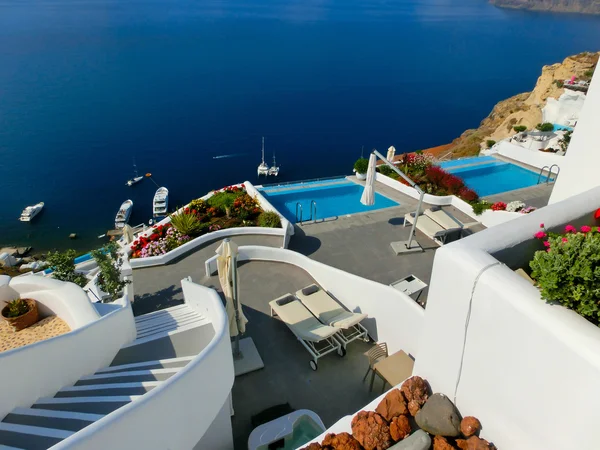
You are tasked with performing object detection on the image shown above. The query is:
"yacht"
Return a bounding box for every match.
[257,137,269,176]
[115,199,133,229]
[126,159,144,186]
[268,153,280,176]
[153,187,169,218]
[19,202,44,222]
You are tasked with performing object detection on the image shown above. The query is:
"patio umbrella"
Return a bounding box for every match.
[122,224,134,244]
[387,146,396,162]
[216,239,248,342]
[360,153,377,206]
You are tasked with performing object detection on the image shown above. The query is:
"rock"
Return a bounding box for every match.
[376,389,409,421]
[400,376,430,416]
[456,436,496,450]
[460,417,481,437]
[300,444,323,450]
[389,415,411,441]
[415,393,461,437]
[351,411,393,450]
[321,432,363,450]
[433,435,457,450]
[388,430,431,450]
[15,247,31,256]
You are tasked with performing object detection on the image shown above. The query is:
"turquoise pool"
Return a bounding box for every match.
[260,180,399,223]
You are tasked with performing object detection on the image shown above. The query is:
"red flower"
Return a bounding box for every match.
[540,223,545,228]
[581,225,592,233]
[543,240,551,248]
[491,202,507,211]
[565,225,576,233]
[534,231,547,239]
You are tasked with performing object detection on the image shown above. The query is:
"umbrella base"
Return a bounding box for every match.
[233,337,265,376]
[390,239,423,255]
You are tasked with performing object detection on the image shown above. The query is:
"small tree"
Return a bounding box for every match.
[513,125,527,133]
[91,242,130,301]
[46,249,87,287]
[536,122,554,132]
[486,140,496,149]
[559,130,572,152]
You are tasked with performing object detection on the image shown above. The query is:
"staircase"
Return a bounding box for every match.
[0,304,207,450]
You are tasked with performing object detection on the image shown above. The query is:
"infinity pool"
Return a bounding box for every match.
[260,180,399,223]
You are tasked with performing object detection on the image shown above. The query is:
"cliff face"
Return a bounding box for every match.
[445,52,598,158]
[491,0,600,15]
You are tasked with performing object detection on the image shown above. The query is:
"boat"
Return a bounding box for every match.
[115,200,133,229]
[268,152,280,176]
[153,187,169,218]
[19,202,44,222]
[126,159,144,186]
[257,137,269,176]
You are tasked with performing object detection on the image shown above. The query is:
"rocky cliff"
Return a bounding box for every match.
[491,0,600,15]
[445,52,598,158]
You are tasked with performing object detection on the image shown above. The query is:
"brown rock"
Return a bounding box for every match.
[400,376,429,416]
[433,435,457,450]
[351,411,392,450]
[300,444,324,450]
[460,417,481,437]
[321,432,363,450]
[375,389,408,421]
[389,415,411,441]
[456,436,496,450]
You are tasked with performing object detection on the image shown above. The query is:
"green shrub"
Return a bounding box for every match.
[513,125,527,133]
[536,122,554,132]
[471,201,492,216]
[559,130,572,152]
[208,192,238,212]
[378,165,394,177]
[170,211,204,236]
[415,150,423,155]
[188,198,208,214]
[354,158,369,174]
[554,80,564,88]
[486,140,496,149]
[46,249,87,287]
[257,211,281,228]
[530,226,600,324]
[91,242,131,301]
[3,299,30,318]
[584,69,595,78]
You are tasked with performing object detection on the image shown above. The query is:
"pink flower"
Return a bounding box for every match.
[562,237,568,243]
[581,225,592,233]
[546,248,551,253]
[534,231,547,239]
[543,241,551,248]
[565,225,576,233]
[539,223,545,228]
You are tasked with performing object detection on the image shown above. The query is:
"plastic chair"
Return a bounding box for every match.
[362,342,388,391]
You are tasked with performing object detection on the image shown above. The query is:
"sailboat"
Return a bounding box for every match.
[257,137,269,176]
[268,152,280,176]
[126,159,144,186]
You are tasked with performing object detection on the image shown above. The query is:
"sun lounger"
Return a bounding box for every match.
[296,284,369,349]
[424,207,464,230]
[404,211,463,245]
[270,293,345,371]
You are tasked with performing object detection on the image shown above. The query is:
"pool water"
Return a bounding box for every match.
[285,417,323,449]
[443,160,542,197]
[437,156,497,169]
[553,124,573,132]
[260,180,399,223]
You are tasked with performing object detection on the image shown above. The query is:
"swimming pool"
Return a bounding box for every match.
[260,180,399,223]
[441,160,542,197]
[553,124,573,132]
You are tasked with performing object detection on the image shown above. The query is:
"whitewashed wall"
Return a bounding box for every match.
[479,210,524,228]
[497,141,563,171]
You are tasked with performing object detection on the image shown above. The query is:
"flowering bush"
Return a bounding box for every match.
[130,224,191,258]
[506,201,525,212]
[491,202,507,211]
[531,223,600,325]
[520,206,536,214]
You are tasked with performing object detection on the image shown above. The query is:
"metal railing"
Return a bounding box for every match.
[260,175,347,190]
[310,200,317,222]
[537,165,560,184]
[295,203,303,223]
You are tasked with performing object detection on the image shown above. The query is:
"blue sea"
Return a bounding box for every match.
[1,0,599,252]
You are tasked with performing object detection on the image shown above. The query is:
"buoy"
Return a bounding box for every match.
[145,173,152,177]
[69,233,77,239]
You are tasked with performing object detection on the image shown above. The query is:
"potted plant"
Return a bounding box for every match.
[2,298,39,331]
[354,158,369,180]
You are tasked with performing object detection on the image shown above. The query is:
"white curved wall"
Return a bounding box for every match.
[479,210,524,228]
[53,280,234,450]
[542,89,586,125]
[497,141,563,171]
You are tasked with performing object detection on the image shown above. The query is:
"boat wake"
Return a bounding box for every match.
[213,153,247,159]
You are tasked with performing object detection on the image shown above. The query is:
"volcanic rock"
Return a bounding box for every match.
[301,444,324,450]
[415,393,461,437]
[433,435,457,450]
[388,430,431,450]
[351,411,393,450]
[389,415,411,441]
[400,376,429,416]
[460,417,481,437]
[456,436,496,450]
[376,389,409,421]
[321,432,363,450]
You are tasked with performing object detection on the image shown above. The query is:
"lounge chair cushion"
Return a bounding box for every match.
[296,286,367,329]
[276,295,296,306]
[425,208,464,230]
[429,205,441,212]
[301,284,319,296]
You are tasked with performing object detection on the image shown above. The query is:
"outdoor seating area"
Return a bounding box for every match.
[403,206,476,246]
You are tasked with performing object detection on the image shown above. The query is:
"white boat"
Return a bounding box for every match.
[153,187,169,218]
[257,136,269,176]
[126,159,144,186]
[268,152,280,176]
[115,200,133,229]
[19,202,44,222]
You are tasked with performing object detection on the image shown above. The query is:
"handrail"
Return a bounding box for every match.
[311,200,317,222]
[537,166,550,184]
[296,202,303,224]
[547,164,560,184]
[261,175,347,189]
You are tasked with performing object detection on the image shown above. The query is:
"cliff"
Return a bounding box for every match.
[445,52,598,158]
[491,0,600,15]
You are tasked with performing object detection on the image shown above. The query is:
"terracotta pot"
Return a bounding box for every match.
[1,299,39,331]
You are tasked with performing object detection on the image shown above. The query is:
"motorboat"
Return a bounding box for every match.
[153,187,169,218]
[268,152,280,176]
[126,159,144,186]
[257,136,269,176]
[115,200,133,229]
[19,202,44,222]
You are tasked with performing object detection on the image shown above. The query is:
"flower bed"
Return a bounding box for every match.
[472,200,536,216]
[377,153,479,203]
[130,185,281,259]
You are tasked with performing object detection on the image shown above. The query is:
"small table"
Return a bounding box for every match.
[390,274,427,303]
[373,350,415,392]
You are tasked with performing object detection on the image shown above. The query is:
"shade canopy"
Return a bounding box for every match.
[360,153,377,206]
[216,240,248,337]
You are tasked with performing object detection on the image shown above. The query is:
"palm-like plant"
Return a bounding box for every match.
[170,210,204,236]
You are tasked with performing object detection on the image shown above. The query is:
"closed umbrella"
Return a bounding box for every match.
[387,146,396,162]
[122,224,134,244]
[216,239,248,348]
[360,153,377,206]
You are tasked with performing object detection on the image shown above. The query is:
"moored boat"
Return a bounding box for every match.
[153,187,169,218]
[257,136,269,176]
[19,202,44,222]
[126,159,144,186]
[115,200,133,229]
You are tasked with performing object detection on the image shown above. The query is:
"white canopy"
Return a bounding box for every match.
[216,239,248,336]
[360,153,377,206]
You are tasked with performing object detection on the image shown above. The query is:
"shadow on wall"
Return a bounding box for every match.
[288,226,322,256]
[133,284,184,316]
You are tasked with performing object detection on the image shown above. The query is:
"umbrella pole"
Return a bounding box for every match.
[231,252,242,359]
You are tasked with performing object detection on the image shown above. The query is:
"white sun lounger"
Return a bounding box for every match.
[424,207,464,230]
[270,293,345,371]
[404,212,462,246]
[295,284,369,349]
